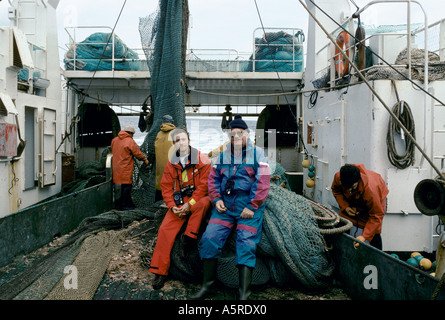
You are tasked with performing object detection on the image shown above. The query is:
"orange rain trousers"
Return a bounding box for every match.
[149,196,212,276]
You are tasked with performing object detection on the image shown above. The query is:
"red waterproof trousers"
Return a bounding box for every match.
[149,196,212,276]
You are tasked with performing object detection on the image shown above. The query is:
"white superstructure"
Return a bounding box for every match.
[302,0,445,252]
[0,0,62,218]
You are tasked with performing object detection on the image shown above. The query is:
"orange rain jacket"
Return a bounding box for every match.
[161,146,211,209]
[331,164,389,242]
[111,130,147,184]
[149,146,212,276]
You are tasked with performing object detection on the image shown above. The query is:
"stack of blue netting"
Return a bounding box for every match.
[64,32,140,71]
[245,30,304,72]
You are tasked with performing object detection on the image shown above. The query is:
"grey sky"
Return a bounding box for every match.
[0,0,443,60]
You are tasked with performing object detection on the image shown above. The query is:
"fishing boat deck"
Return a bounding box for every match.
[0,211,349,301]
[92,221,348,301]
[92,276,348,301]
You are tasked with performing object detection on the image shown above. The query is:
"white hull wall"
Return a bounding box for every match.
[0,1,62,218]
[303,79,445,252]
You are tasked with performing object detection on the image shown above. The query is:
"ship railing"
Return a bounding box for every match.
[250,27,305,73]
[62,26,304,73]
[185,48,251,72]
[184,105,264,117]
[314,0,430,91]
[412,18,445,61]
[63,26,149,71]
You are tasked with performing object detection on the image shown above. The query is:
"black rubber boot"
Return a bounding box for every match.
[189,259,217,300]
[238,265,253,300]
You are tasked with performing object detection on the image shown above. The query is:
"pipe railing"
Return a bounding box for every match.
[63,26,305,73]
[314,0,430,87]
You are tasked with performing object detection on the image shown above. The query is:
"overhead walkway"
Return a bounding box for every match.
[62,27,305,113]
[63,68,303,107]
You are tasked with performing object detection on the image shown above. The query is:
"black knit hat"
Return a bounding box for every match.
[228,114,248,130]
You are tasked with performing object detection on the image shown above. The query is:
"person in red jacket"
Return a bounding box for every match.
[111,126,149,210]
[149,127,212,289]
[331,164,389,249]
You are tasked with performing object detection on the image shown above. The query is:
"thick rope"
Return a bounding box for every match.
[386,80,416,169]
[431,271,445,300]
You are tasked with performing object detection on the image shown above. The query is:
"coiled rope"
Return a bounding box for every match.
[386,81,416,169]
[307,198,352,235]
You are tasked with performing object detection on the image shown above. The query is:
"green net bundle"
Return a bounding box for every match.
[133,0,188,208]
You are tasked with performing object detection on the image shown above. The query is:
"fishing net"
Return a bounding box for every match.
[64,32,140,71]
[133,0,188,208]
[58,148,110,196]
[245,30,304,72]
[0,208,160,300]
[367,48,445,81]
[261,183,334,288]
[44,229,127,300]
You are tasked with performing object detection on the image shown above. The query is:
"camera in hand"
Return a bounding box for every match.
[224,178,235,196]
[173,191,184,206]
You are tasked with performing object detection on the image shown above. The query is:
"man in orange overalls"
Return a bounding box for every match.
[111,125,149,210]
[149,127,212,289]
[331,164,389,250]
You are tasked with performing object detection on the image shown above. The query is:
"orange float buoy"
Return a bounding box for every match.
[334,30,350,78]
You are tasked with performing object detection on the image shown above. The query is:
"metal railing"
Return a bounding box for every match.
[251,27,305,72]
[314,0,432,88]
[63,26,305,73]
[64,26,148,71]
[413,18,445,60]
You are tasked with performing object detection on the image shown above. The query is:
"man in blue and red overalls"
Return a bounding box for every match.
[190,115,270,300]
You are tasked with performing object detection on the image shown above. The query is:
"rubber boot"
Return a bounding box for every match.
[238,265,253,300]
[189,259,217,300]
